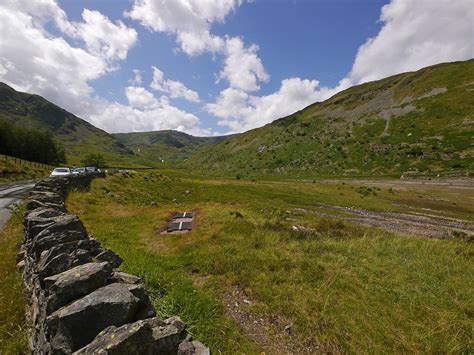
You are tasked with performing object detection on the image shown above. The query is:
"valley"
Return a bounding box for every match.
[1,0,473,352]
[0,59,472,353]
[60,170,473,353]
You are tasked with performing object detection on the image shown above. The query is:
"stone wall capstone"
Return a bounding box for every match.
[17,173,209,354]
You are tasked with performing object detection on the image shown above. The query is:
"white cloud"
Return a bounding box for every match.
[125,0,242,55]
[2,0,472,137]
[73,9,138,63]
[208,0,474,132]
[88,99,208,135]
[129,69,143,85]
[0,4,106,112]
[0,0,137,111]
[206,88,248,122]
[347,0,474,85]
[219,37,269,92]
[127,1,270,95]
[0,1,209,135]
[150,66,200,102]
[125,86,158,109]
[207,78,337,132]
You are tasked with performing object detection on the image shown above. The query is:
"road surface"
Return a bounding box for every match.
[0,181,36,230]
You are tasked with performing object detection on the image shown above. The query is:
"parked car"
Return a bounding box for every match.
[50,167,72,177]
[73,167,87,174]
[85,166,98,173]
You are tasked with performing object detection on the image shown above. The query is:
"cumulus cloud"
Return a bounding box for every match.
[88,99,207,134]
[1,0,472,136]
[129,69,143,85]
[219,37,269,92]
[208,0,474,132]
[126,0,269,94]
[125,0,242,55]
[125,86,158,109]
[346,0,474,85]
[207,79,337,132]
[0,0,209,135]
[73,9,138,63]
[0,4,107,113]
[150,66,200,102]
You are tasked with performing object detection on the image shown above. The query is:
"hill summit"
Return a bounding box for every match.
[187,60,474,177]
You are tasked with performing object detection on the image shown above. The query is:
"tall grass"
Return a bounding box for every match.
[66,173,474,353]
[0,207,27,353]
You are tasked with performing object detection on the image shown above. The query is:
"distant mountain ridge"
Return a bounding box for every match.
[0,83,229,166]
[2,59,472,173]
[113,130,230,162]
[186,60,474,176]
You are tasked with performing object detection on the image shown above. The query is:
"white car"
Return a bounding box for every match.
[50,167,72,177]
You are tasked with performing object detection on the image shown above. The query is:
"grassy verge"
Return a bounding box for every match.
[0,207,27,353]
[66,172,473,353]
[0,156,51,184]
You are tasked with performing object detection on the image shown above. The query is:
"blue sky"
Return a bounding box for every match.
[0,0,472,135]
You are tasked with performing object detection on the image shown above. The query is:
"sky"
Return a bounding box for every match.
[0,0,472,136]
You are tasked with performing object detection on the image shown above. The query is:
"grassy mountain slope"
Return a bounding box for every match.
[0,83,133,165]
[113,130,229,163]
[187,60,474,177]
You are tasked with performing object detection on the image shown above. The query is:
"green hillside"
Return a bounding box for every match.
[0,83,133,165]
[113,130,229,163]
[187,60,474,177]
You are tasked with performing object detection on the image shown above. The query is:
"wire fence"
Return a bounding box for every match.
[0,153,54,171]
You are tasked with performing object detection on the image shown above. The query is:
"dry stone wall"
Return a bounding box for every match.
[17,174,209,354]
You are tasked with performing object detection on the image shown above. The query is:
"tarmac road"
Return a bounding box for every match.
[0,181,36,230]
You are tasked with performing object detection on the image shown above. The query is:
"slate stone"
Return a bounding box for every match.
[192,341,211,355]
[178,340,196,355]
[33,215,86,242]
[38,239,102,270]
[126,284,156,320]
[163,316,186,333]
[143,316,187,354]
[16,250,25,263]
[46,283,141,352]
[151,323,183,353]
[95,248,123,268]
[31,230,88,258]
[16,260,25,272]
[24,207,65,224]
[73,320,154,354]
[44,262,113,313]
[29,192,64,204]
[110,271,141,285]
[25,219,56,242]
[25,200,66,213]
[38,249,93,280]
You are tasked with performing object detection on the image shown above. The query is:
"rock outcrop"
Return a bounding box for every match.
[18,173,209,354]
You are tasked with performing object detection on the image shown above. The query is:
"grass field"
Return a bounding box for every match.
[65,171,473,353]
[0,206,28,353]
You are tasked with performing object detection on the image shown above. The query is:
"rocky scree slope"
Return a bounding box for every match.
[17,174,208,354]
[187,60,474,177]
